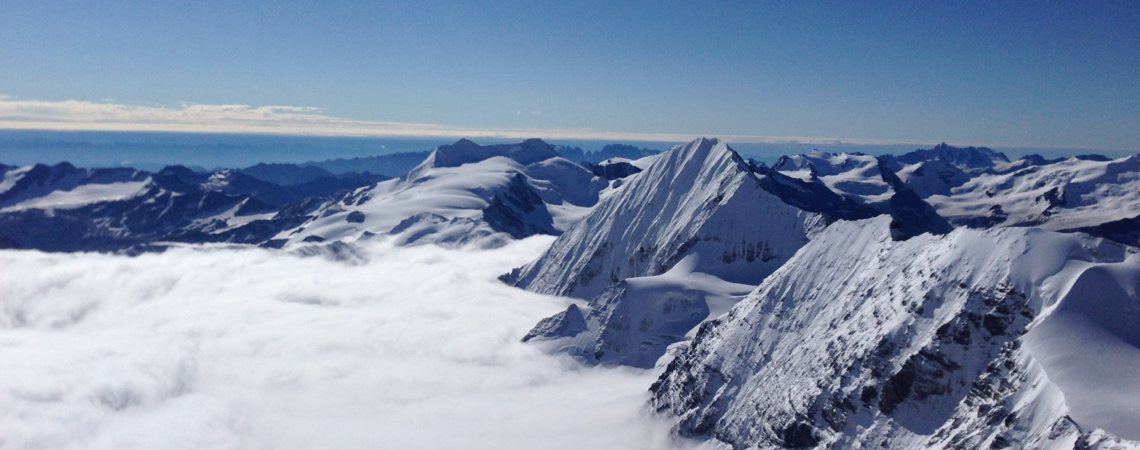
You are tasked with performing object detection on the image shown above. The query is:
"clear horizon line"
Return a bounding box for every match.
[0,96,1134,153]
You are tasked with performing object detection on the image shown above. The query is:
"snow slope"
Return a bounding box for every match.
[0,180,151,212]
[651,216,1140,449]
[0,163,147,209]
[1023,257,1140,439]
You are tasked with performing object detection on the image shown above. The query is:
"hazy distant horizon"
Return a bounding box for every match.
[2,129,1134,171]
[4,3,1138,150]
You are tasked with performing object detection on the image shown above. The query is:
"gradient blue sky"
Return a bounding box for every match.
[1,1,1137,150]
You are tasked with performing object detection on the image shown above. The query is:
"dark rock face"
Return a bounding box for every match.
[522,304,588,342]
[881,288,1032,423]
[751,163,879,223]
[580,161,642,180]
[778,421,821,449]
[431,138,562,168]
[877,157,954,240]
[481,174,556,239]
[586,144,659,162]
[345,211,366,223]
[1066,214,1140,247]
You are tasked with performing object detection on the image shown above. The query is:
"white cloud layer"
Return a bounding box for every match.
[0,96,935,147]
[0,238,700,450]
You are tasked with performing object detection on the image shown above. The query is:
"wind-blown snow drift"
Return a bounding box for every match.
[0,239,697,450]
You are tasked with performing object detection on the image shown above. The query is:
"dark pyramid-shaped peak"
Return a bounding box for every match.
[451,137,480,148]
[877,157,953,240]
[898,143,1010,170]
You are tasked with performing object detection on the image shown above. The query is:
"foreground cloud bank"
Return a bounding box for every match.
[0,238,696,450]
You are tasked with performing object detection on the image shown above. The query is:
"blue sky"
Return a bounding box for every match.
[1,1,1137,150]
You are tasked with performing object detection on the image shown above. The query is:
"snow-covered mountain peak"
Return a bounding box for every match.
[507,137,814,297]
[659,137,751,180]
[277,139,608,248]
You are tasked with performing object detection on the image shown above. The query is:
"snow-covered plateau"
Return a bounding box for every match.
[2,137,1138,449]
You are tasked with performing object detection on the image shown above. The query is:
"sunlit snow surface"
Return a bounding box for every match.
[0,180,150,212]
[0,237,698,450]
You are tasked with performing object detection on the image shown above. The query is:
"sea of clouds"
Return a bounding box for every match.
[0,237,699,450]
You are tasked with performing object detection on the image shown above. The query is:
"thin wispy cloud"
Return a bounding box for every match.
[0,96,942,147]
